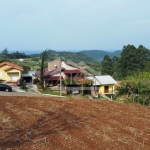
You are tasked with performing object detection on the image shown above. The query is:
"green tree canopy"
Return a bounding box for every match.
[116,44,150,79]
[101,55,113,76]
[40,50,47,90]
[1,48,9,58]
[115,72,150,106]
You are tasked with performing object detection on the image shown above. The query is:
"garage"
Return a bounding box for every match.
[21,74,32,83]
[8,73,19,81]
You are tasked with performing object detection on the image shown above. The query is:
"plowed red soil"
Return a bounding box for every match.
[0,96,150,150]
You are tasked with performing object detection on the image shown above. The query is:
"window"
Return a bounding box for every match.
[0,71,2,77]
[104,86,109,93]
[0,84,7,88]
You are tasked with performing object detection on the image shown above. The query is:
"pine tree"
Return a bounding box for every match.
[40,50,47,90]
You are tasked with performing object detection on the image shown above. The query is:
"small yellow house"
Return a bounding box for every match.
[87,75,117,96]
[0,61,23,82]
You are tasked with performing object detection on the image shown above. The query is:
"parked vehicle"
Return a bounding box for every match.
[0,84,12,92]
[72,88,79,94]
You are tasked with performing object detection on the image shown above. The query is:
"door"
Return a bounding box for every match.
[104,86,109,93]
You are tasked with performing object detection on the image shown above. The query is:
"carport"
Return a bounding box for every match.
[21,74,32,83]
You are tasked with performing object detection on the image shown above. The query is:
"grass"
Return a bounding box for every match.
[20,86,28,92]
[81,94,92,99]
[39,88,69,97]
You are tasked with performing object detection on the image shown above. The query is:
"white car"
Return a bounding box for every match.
[72,88,79,94]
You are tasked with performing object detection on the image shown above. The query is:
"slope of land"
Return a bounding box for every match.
[0,96,150,150]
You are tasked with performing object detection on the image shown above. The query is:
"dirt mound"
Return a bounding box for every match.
[0,96,150,150]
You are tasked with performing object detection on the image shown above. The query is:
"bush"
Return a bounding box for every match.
[16,78,26,88]
[33,78,40,84]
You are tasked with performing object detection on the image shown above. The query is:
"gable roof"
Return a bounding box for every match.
[36,59,87,77]
[36,67,64,77]
[87,75,117,85]
[0,61,23,71]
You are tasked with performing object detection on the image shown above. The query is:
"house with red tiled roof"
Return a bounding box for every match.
[36,59,88,93]
[0,61,23,82]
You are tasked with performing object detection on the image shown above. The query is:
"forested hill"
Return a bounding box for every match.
[31,50,122,63]
[31,50,99,64]
[80,50,122,61]
[1,48,122,63]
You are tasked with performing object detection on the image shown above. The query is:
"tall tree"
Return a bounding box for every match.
[101,55,113,76]
[136,45,150,71]
[116,45,150,79]
[1,48,9,58]
[111,56,119,78]
[40,50,47,90]
[116,45,137,79]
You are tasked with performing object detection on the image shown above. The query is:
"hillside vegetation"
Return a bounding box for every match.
[0,96,149,149]
[31,50,99,64]
[80,50,121,61]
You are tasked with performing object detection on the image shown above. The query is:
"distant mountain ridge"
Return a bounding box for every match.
[80,50,122,61]
[9,49,122,63]
[29,49,122,63]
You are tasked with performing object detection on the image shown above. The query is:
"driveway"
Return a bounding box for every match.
[12,87,25,92]
[0,83,64,97]
[0,91,42,96]
[0,83,41,96]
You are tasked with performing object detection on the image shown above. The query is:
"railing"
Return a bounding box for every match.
[65,76,85,84]
[103,89,115,94]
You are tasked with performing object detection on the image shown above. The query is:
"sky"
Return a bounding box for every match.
[0,0,150,52]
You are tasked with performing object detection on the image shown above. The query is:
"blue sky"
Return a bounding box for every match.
[0,0,150,52]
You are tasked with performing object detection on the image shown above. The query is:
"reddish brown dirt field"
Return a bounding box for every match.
[0,96,150,150]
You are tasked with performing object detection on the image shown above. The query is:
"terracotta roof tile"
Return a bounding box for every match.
[0,61,23,71]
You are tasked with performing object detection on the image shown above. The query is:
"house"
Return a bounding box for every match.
[0,61,23,82]
[87,75,117,97]
[36,59,88,93]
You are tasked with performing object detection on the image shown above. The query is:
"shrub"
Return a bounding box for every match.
[16,78,26,88]
[33,78,40,84]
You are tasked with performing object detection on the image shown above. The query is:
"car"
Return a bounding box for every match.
[0,84,12,92]
[72,88,79,94]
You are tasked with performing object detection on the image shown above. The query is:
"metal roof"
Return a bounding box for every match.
[87,75,117,85]
[21,74,32,77]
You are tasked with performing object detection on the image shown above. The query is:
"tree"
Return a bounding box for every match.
[115,72,150,106]
[101,55,113,76]
[116,45,150,79]
[1,48,9,58]
[143,61,150,72]
[40,50,47,90]
[21,65,31,74]
[116,45,137,78]
[136,45,150,71]
[111,56,119,78]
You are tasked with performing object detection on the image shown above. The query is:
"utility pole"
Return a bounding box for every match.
[60,65,62,97]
